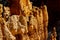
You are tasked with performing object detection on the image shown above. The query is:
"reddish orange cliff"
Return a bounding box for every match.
[7,0,21,15]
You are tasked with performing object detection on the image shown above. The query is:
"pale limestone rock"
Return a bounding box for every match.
[0,25,3,40]
[0,17,16,40]
[7,15,28,35]
[3,18,16,40]
[0,4,3,17]
[4,6,10,18]
[8,15,19,33]
[19,15,28,34]
[42,5,48,40]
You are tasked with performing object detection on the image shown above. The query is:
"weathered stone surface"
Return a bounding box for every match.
[0,0,57,40]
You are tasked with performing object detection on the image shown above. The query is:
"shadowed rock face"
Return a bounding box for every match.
[7,0,21,15]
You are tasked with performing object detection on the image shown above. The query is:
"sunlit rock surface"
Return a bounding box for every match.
[0,0,57,40]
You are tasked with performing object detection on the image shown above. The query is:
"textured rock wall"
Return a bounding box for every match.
[0,0,57,40]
